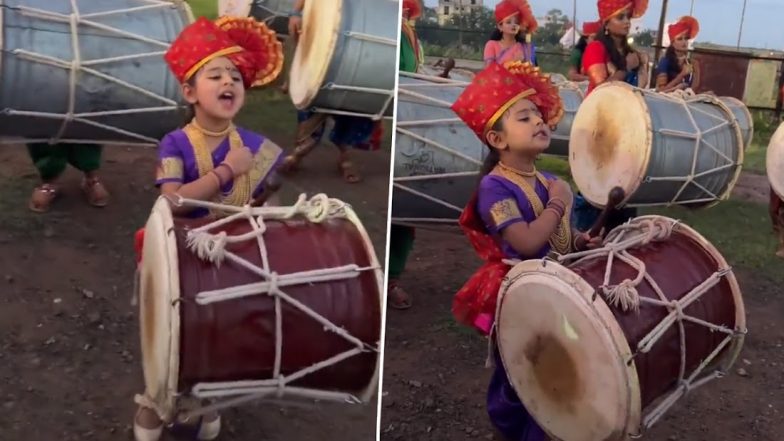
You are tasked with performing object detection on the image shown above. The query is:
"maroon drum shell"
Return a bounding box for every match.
[568,230,737,408]
[173,216,381,394]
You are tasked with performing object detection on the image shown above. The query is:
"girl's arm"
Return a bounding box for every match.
[159,166,232,215]
[483,41,496,66]
[567,66,589,82]
[500,209,563,256]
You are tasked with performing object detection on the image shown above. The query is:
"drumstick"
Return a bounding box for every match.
[587,186,626,238]
[439,58,456,79]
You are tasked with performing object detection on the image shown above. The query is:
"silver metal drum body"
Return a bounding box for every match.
[718,96,753,149]
[250,0,294,36]
[549,84,583,157]
[292,0,398,119]
[393,73,485,223]
[570,83,743,208]
[0,0,191,145]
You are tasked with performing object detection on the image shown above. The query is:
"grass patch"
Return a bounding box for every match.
[185,0,217,19]
[640,200,781,283]
[744,143,768,175]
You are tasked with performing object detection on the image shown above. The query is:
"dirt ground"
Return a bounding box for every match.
[0,126,389,440]
[380,181,784,441]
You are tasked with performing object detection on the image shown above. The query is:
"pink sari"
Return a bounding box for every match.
[483,40,537,66]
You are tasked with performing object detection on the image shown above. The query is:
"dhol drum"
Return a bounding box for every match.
[137,195,383,420]
[570,82,744,208]
[0,0,192,146]
[393,71,484,224]
[549,82,585,157]
[718,96,754,150]
[288,0,398,119]
[767,122,784,199]
[496,215,746,441]
[218,0,294,36]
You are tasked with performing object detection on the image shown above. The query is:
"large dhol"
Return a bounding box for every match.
[218,0,294,36]
[767,121,784,199]
[0,0,192,145]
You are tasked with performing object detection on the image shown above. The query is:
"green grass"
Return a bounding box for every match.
[744,143,768,175]
[185,0,217,19]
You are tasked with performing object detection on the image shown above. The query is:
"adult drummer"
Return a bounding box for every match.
[573,0,647,233]
[387,0,424,310]
[567,20,601,82]
[656,16,701,93]
[281,0,383,183]
[27,142,109,212]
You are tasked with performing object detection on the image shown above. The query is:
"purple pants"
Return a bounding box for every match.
[487,347,548,441]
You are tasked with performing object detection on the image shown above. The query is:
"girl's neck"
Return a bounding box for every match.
[611,34,624,48]
[499,151,537,174]
[501,33,517,44]
[192,110,233,137]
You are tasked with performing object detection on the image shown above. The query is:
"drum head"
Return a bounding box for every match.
[496,260,641,441]
[289,0,342,110]
[767,122,784,200]
[138,197,182,419]
[569,82,651,207]
[219,0,253,17]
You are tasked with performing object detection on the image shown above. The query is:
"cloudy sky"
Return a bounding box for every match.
[422,0,784,49]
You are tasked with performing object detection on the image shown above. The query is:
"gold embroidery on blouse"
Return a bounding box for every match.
[248,139,282,190]
[491,165,572,254]
[157,157,183,181]
[489,198,522,227]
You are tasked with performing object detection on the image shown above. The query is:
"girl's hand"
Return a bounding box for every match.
[626,52,640,70]
[575,231,603,251]
[288,15,302,38]
[223,147,254,176]
[547,178,574,208]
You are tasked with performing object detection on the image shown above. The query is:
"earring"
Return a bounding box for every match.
[604,28,609,35]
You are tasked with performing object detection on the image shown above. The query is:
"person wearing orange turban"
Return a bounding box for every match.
[134,15,284,441]
[656,16,701,92]
[484,0,538,67]
[451,61,601,441]
[567,20,602,82]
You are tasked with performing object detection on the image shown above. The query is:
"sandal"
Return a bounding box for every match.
[170,412,221,441]
[338,158,362,184]
[133,407,163,441]
[279,139,317,175]
[81,176,110,207]
[28,183,58,213]
[387,281,412,310]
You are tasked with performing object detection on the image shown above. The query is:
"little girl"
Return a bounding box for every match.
[484,0,538,67]
[133,15,284,441]
[451,61,601,441]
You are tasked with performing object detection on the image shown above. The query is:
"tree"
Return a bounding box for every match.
[532,9,572,50]
[634,29,656,47]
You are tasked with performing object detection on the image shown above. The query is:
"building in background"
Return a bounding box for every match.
[436,0,484,25]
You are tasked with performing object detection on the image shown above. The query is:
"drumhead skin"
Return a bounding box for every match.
[289,0,342,109]
[498,261,641,441]
[138,197,182,420]
[218,0,252,17]
[496,215,745,441]
[569,82,652,207]
[767,122,784,199]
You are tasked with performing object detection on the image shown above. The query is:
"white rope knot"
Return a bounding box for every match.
[602,279,641,312]
[186,231,229,265]
[267,271,280,295]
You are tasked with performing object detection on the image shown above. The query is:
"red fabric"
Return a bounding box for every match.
[581,40,609,96]
[452,193,510,334]
[582,20,602,36]
[164,16,283,89]
[451,62,563,140]
[597,0,648,22]
[668,16,700,41]
[134,228,145,266]
[403,0,422,20]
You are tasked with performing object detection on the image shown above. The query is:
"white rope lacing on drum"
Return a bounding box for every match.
[558,217,745,435]
[0,1,182,146]
[624,91,742,208]
[135,194,381,420]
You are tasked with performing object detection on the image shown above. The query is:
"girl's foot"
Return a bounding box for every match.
[338,158,362,183]
[133,406,163,441]
[387,281,412,310]
[28,183,58,213]
[81,176,110,207]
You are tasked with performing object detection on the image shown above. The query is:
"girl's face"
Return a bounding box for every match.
[486,98,551,154]
[498,15,521,37]
[673,32,689,52]
[182,56,246,122]
[606,11,631,37]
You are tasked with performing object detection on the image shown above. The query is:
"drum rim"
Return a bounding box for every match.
[139,196,182,420]
[570,81,653,207]
[768,122,784,200]
[288,0,342,110]
[218,0,253,17]
[718,96,754,150]
[497,259,642,440]
[341,204,384,402]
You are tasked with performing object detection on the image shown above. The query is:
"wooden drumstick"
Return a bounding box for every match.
[587,186,626,238]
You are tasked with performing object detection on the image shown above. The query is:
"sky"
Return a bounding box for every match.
[423,0,784,49]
